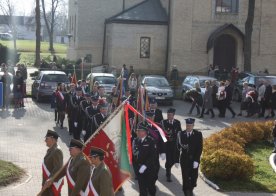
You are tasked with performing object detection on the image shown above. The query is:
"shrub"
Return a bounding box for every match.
[201,149,254,180]
[217,128,246,147]
[0,43,20,64]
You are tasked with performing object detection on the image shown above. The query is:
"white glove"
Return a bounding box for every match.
[174,163,179,168]
[139,165,147,174]
[82,130,86,136]
[193,161,199,169]
[160,153,166,160]
[74,122,78,127]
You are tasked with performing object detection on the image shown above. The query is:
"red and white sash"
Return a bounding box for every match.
[66,158,93,196]
[87,167,99,196]
[42,161,64,196]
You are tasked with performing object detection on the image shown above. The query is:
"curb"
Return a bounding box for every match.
[199,170,220,191]
[0,173,32,192]
[269,153,276,173]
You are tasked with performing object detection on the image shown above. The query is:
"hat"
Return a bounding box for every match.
[90,147,105,157]
[149,98,157,104]
[185,118,195,125]
[167,108,176,114]
[99,102,109,109]
[136,122,148,132]
[76,87,82,91]
[69,139,84,149]
[91,95,99,101]
[145,111,155,117]
[45,130,59,139]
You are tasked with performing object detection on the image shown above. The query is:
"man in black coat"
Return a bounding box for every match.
[132,123,158,196]
[176,118,203,196]
[161,108,182,182]
[91,102,109,135]
[149,98,163,123]
[66,83,76,135]
[224,80,236,118]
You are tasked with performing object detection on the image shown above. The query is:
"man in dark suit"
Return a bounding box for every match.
[132,123,158,196]
[71,87,85,139]
[161,108,182,182]
[149,98,163,123]
[66,83,76,135]
[91,102,109,135]
[225,80,236,118]
[176,118,203,196]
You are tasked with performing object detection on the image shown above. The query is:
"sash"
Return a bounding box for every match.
[87,167,99,196]
[42,161,64,196]
[66,158,91,196]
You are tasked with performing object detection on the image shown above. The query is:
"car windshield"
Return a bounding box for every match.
[144,77,169,87]
[94,76,116,84]
[42,74,69,82]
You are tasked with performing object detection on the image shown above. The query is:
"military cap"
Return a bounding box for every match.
[76,87,82,91]
[45,130,59,139]
[69,139,84,149]
[167,108,176,114]
[149,98,157,104]
[145,111,155,117]
[136,122,148,132]
[90,147,105,157]
[91,95,99,101]
[185,118,195,125]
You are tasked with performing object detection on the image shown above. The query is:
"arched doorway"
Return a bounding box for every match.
[213,34,236,72]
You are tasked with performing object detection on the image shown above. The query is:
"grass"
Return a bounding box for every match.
[0,160,25,186]
[0,40,67,65]
[212,141,276,192]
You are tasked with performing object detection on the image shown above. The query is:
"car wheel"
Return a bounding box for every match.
[233,90,241,102]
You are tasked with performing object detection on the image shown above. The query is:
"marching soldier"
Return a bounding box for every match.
[41,130,64,196]
[161,108,182,182]
[80,93,91,137]
[132,123,158,196]
[176,118,203,196]
[70,87,85,139]
[83,95,100,142]
[88,147,115,196]
[66,83,76,135]
[149,98,163,123]
[43,139,91,196]
[91,102,109,135]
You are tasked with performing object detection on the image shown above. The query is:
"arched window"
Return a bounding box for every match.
[216,0,239,13]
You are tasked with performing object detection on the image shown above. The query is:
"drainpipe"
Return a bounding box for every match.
[165,0,171,77]
[102,20,107,65]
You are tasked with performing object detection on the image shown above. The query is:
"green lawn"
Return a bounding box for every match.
[0,160,24,186]
[212,141,276,192]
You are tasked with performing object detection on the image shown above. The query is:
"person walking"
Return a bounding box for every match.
[176,118,203,196]
[217,81,227,117]
[128,73,138,94]
[187,82,202,116]
[41,130,64,196]
[238,82,251,116]
[199,80,214,118]
[56,83,67,128]
[224,80,236,118]
[161,108,182,182]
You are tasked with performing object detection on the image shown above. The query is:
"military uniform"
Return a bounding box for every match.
[161,109,182,181]
[66,90,75,135]
[42,130,63,196]
[83,104,100,142]
[149,98,163,123]
[55,139,91,196]
[176,119,203,196]
[132,124,158,196]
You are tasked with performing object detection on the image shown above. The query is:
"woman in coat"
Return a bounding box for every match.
[199,80,214,118]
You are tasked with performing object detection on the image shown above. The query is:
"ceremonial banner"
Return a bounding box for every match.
[84,103,132,192]
[71,72,77,84]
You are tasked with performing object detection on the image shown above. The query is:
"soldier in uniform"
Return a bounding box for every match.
[66,83,76,135]
[176,118,203,196]
[88,147,115,196]
[161,108,182,182]
[80,93,91,137]
[91,102,109,135]
[41,130,64,196]
[43,139,91,196]
[149,98,163,123]
[132,123,158,196]
[70,87,85,139]
[83,95,100,142]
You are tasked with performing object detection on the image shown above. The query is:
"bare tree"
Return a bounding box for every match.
[41,0,62,53]
[0,0,17,50]
[244,0,256,72]
[35,0,41,67]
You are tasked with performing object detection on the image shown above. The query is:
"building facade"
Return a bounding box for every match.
[67,0,276,76]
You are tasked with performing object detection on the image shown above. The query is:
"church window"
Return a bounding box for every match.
[140,37,150,58]
[216,0,239,13]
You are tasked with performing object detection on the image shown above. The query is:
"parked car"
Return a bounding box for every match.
[0,33,13,40]
[232,75,276,101]
[86,73,117,94]
[182,75,217,100]
[31,70,70,102]
[140,75,173,105]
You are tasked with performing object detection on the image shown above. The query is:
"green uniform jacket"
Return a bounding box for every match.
[56,153,90,196]
[42,143,63,196]
[91,162,114,196]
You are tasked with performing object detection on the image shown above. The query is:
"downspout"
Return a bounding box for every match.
[102,20,107,65]
[165,0,171,77]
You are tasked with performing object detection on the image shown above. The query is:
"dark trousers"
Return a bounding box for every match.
[68,117,73,134]
[200,108,214,117]
[226,105,235,116]
[54,109,58,122]
[165,142,176,177]
[217,100,226,117]
[260,100,266,116]
[138,170,156,196]
[189,101,200,115]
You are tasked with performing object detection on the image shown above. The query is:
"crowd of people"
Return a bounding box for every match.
[0,63,27,110]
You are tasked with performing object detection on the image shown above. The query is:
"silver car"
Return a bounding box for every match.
[141,75,173,105]
[31,70,70,102]
[86,73,117,95]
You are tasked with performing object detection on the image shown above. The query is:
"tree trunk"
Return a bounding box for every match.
[244,0,255,72]
[35,0,41,67]
[41,0,54,52]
